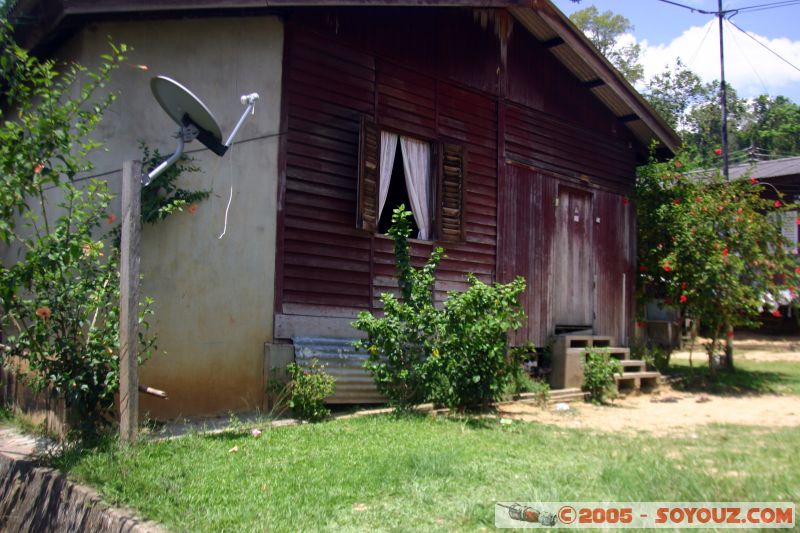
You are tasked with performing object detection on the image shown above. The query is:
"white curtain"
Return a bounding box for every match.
[378,131,399,219]
[400,136,431,240]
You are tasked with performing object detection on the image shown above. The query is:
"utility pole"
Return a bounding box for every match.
[717,0,735,369]
[718,0,730,181]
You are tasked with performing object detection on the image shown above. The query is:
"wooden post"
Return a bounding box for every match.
[119,160,141,444]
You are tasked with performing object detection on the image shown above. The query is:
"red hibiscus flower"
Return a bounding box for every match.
[750,177,758,185]
[663,264,672,272]
[679,294,688,303]
[714,148,722,156]
[772,309,782,318]
[673,198,681,205]
[774,200,782,208]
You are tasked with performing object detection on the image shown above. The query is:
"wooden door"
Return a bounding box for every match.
[553,186,594,327]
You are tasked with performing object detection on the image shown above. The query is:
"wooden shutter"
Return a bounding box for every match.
[357,117,379,232]
[438,143,465,242]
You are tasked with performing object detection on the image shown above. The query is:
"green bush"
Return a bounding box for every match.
[633,343,671,373]
[353,207,443,410]
[0,25,158,439]
[506,342,537,396]
[286,359,335,422]
[354,207,527,411]
[429,274,526,410]
[582,348,623,404]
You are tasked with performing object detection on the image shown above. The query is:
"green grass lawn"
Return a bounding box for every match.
[668,357,800,395]
[51,413,800,532]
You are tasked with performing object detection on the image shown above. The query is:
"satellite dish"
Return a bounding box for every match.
[145,76,259,184]
[150,76,226,157]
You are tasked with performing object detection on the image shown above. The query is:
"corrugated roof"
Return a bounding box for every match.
[728,156,800,181]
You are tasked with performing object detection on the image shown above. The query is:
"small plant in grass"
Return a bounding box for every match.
[583,348,622,404]
[286,359,335,422]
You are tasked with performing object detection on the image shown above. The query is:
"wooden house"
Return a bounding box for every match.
[6,0,678,418]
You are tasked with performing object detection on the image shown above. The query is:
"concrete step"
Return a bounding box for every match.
[565,347,631,360]
[614,371,661,391]
[620,359,647,372]
[554,335,615,351]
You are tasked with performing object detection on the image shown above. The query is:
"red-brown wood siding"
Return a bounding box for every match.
[499,164,556,345]
[278,7,639,344]
[593,188,636,345]
[281,13,499,316]
[499,165,635,346]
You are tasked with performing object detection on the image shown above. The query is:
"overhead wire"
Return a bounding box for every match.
[734,0,800,14]
[686,19,715,71]
[726,18,800,74]
[723,18,771,96]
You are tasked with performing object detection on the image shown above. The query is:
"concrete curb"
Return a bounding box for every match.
[0,429,167,533]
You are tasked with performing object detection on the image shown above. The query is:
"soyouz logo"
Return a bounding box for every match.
[494,502,795,529]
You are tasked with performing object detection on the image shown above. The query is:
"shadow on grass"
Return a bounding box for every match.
[667,364,794,396]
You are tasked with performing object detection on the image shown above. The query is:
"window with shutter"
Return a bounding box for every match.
[438,143,465,242]
[357,118,379,233]
[357,118,464,242]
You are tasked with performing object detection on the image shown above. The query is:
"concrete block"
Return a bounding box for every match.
[551,348,585,389]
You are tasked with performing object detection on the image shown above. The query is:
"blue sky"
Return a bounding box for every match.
[553,0,800,102]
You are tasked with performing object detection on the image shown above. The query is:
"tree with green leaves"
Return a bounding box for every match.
[0,21,154,438]
[569,5,644,84]
[739,95,800,157]
[645,59,708,131]
[636,155,799,374]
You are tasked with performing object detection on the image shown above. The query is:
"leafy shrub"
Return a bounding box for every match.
[582,348,623,404]
[633,343,671,373]
[504,361,550,408]
[139,144,209,225]
[429,275,526,410]
[286,359,335,422]
[353,207,443,410]
[354,207,527,411]
[506,342,537,396]
[0,25,158,439]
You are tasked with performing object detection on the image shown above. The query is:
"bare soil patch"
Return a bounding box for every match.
[499,388,800,435]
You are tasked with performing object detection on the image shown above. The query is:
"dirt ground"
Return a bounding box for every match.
[499,390,800,436]
[499,333,800,435]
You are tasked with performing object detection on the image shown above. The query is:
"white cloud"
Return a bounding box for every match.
[636,20,800,99]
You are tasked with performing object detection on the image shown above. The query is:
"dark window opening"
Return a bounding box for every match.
[378,146,419,236]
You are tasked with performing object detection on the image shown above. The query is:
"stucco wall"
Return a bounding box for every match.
[54,17,284,419]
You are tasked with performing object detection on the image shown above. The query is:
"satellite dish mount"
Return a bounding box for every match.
[145,76,259,184]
